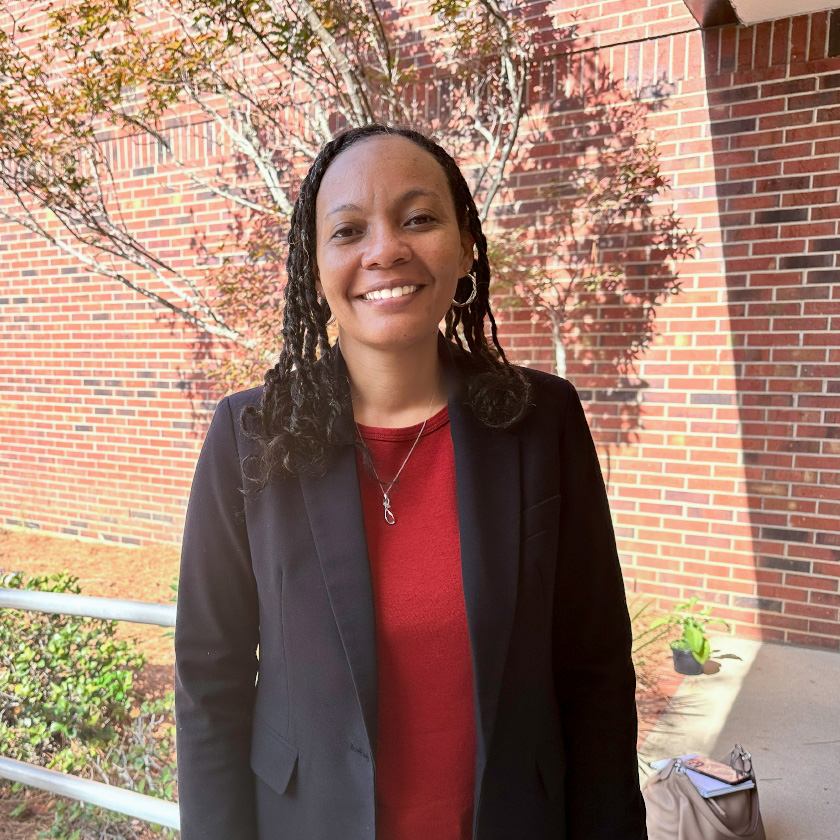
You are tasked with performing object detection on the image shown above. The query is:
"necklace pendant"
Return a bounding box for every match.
[382,496,396,525]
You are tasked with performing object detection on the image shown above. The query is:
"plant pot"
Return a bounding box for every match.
[671,645,703,676]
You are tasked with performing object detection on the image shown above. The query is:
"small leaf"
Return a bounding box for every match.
[692,638,711,665]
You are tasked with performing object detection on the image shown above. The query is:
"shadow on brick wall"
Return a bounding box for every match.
[496,19,698,458]
[704,12,840,649]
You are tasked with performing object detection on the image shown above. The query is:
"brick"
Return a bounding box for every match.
[751,21,772,70]
[733,596,783,613]
[756,208,809,224]
[830,9,840,59]
[759,527,811,543]
[785,601,839,620]
[755,175,810,193]
[771,18,791,66]
[786,573,839,591]
[758,555,812,574]
[711,117,757,136]
[811,13,829,63]
[811,237,840,251]
[807,271,840,284]
[786,633,840,649]
[763,77,816,98]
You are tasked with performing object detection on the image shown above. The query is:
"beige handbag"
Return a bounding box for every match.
[642,746,766,840]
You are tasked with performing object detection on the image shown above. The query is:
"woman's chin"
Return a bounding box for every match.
[337,321,442,355]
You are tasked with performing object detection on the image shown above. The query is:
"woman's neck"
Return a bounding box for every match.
[340,333,446,428]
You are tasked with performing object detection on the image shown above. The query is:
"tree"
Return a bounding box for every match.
[1,2,698,396]
[494,65,699,380]
[0,0,531,386]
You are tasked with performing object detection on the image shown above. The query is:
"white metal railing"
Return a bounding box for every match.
[0,588,180,831]
[0,589,176,627]
[0,757,180,829]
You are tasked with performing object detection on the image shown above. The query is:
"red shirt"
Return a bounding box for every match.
[355,406,476,840]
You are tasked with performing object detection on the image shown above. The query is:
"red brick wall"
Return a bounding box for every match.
[531,5,840,650]
[1,1,839,647]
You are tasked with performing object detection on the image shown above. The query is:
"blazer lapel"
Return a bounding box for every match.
[441,338,522,789]
[299,350,379,762]
[300,451,379,762]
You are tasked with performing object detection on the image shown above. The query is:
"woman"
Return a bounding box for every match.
[174,124,646,840]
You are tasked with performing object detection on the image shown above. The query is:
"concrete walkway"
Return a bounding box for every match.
[639,636,840,840]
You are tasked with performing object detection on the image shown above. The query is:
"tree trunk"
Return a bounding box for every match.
[552,323,567,378]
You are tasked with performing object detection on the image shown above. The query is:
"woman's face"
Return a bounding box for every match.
[314,135,473,356]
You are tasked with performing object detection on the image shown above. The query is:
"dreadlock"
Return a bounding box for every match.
[242,124,530,490]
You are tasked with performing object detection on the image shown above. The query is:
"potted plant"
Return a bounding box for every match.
[649,597,731,676]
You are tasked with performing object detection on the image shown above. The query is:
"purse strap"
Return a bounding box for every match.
[730,744,753,778]
[673,759,762,838]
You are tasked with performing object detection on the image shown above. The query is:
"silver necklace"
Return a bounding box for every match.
[354,378,440,525]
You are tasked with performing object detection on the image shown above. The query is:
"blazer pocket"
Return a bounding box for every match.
[535,744,565,802]
[250,714,298,797]
[522,494,561,543]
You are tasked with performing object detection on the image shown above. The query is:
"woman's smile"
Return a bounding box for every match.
[359,283,421,301]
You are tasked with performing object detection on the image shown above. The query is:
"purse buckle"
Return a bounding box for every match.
[732,743,753,774]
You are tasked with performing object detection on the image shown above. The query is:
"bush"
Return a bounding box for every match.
[0,571,178,839]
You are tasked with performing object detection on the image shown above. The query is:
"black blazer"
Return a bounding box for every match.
[174,337,646,840]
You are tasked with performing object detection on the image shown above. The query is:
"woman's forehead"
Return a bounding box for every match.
[316,135,452,215]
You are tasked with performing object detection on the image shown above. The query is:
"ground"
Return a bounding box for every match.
[0,527,681,838]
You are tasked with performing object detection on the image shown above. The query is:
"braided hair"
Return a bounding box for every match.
[242,124,530,489]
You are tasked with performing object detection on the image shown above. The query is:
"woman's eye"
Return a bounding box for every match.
[406,214,435,226]
[332,226,358,239]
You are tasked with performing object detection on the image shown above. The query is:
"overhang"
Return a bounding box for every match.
[684,0,836,27]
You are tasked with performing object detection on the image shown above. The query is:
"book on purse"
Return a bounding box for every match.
[648,754,756,799]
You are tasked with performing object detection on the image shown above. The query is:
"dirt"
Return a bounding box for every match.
[0,527,683,837]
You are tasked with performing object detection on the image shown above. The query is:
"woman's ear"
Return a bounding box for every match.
[459,231,475,275]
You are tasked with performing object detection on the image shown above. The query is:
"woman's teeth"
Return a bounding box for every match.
[362,285,419,301]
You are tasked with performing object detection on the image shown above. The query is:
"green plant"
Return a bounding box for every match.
[0,571,177,839]
[628,597,670,667]
[44,693,178,840]
[0,571,146,772]
[649,597,730,665]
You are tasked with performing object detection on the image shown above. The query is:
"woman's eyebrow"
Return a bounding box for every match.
[323,188,443,218]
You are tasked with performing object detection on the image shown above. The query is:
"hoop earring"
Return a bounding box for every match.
[451,272,477,308]
[321,299,336,326]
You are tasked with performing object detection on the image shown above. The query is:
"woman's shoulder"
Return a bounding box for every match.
[513,364,577,409]
[209,387,264,447]
[223,384,264,415]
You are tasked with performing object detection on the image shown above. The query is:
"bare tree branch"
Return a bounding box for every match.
[0,200,245,343]
[290,0,374,124]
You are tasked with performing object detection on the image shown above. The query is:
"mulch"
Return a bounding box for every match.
[0,527,684,837]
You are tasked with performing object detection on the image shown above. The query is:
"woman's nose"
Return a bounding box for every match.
[360,223,411,269]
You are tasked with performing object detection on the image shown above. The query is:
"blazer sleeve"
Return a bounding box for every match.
[553,381,647,839]
[175,396,260,840]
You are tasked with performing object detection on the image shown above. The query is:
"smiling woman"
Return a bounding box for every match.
[313,135,475,424]
[174,124,647,840]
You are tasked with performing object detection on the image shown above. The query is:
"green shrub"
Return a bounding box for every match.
[43,693,178,840]
[0,571,178,839]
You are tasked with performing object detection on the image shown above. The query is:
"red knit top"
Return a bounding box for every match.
[355,406,476,840]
